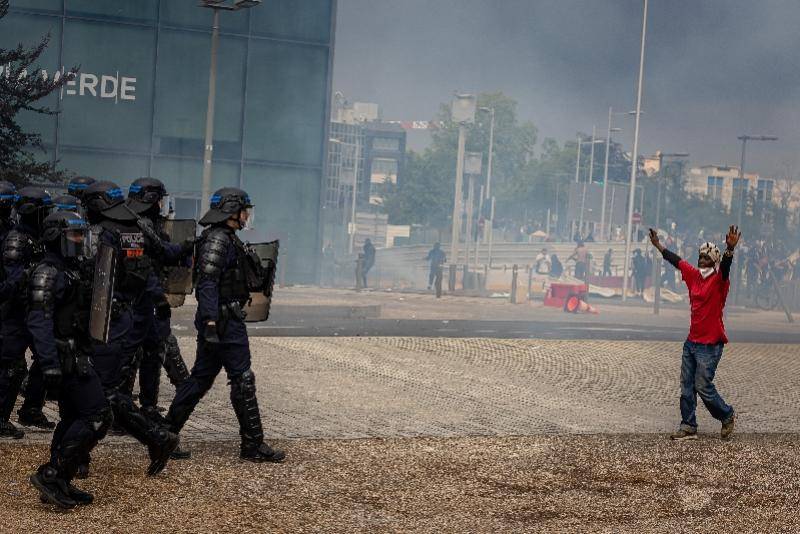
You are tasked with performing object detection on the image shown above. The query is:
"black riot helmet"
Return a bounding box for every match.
[16,186,54,232]
[127,177,170,217]
[0,181,17,219]
[199,187,253,227]
[82,180,135,222]
[53,194,80,212]
[41,210,90,259]
[67,176,96,199]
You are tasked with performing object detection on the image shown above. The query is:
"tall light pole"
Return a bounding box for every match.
[601,108,624,241]
[736,135,778,226]
[450,94,477,265]
[348,138,361,254]
[479,107,495,245]
[650,151,689,315]
[576,135,603,238]
[199,0,261,215]
[622,0,649,303]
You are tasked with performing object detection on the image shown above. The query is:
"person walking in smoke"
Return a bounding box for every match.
[425,242,446,290]
[648,226,739,441]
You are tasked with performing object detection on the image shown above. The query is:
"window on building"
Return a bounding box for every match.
[371,158,398,178]
[757,179,774,203]
[372,137,400,151]
[707,176,724,200]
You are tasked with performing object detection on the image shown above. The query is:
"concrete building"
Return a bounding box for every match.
[324,100,407,251]
[687,165,762,210]
[3,0,337,284]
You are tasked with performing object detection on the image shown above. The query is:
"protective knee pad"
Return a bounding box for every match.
[0,360,27,420]
[230,369,257,402]
[229,370,262,445]
[163,335,189,385]
[90,407,114,442]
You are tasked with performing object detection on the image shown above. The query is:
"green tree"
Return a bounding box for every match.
[0,0,75,185]
[382,92,538,229]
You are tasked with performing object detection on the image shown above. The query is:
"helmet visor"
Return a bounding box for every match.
[61,228,89,258]
[159,195,172,218]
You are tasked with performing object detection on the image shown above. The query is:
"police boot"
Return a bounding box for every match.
[142,405,190,460]
[230,371,285,464]
[30,465,77,509]
[0,420,24,439]
[17,407,56,430]
[108,393,178,475]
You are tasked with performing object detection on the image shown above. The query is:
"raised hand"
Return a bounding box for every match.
[648,228,663,251]
[725,225,741,250]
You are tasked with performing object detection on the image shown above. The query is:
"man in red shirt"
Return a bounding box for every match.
[649,225,740,441]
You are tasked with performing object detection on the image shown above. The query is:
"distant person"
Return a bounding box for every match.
[568,240,589,280]
[362,238,376,288]
[585,231,595,243]
[649,226,739,442]
[550,254,564,278]
[425,242,446,290]
[535,248,551,275]
[602,248,613,277]
[322,242,335,287]
[632,249,647,296]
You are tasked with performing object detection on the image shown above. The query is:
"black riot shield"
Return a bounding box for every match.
[161,218,196,299]
[89,242,117,343]
[243,240,279,323]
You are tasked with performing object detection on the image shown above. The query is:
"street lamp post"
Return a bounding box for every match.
[650,151,689,314]
[736,135,778,226]
[601,108,624,241]
[450,94,477,265]
[622,0,649,303]
[733,134,777,303]
[199,0,261,215]
[479,107,495,245]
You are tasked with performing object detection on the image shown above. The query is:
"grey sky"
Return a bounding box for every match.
[332,0,800,178]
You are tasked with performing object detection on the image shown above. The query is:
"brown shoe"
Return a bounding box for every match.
[670,428,698,441]
[721,413,736,441]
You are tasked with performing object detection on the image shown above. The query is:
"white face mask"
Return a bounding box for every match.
[699,267,715,279]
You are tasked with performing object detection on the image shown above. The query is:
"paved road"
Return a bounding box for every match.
[169,313,800,343]
[19,337,800,444]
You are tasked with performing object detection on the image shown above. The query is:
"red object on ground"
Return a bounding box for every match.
[544,282,588,309]
[678,260,730,344]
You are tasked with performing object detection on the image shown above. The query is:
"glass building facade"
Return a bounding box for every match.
[2,0,336,283]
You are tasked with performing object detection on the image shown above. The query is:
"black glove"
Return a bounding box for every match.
[155,299,172,320]
[180,237,197,258]
[42,367,62,400]
[203,321,220,344]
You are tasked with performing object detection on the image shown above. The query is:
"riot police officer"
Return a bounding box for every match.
[53,194,80,213]
[81,180,178,475]
[166,187,285,463]
[0,187,54,438]
[122,177,193,458]
[66,176,95,201]
[0,181,22,438]
[27,211,112,509]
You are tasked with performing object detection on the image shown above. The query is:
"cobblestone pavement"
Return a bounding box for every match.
[19,337,800,444]
[3,435,800,533]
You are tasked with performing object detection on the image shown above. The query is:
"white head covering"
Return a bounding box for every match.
[699,242,721,264]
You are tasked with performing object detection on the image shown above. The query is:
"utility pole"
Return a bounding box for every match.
[199,0,261,214]
[622,0,648,303]
[479,107,495,245]
[651,151,689,314]
[449,94,477,265]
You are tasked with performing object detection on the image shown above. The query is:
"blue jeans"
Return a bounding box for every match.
[679,341,734,431]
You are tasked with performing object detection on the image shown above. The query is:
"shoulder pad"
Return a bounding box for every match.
[3,230,32,263]
[197,229,230,280]
[29,263,59,315]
